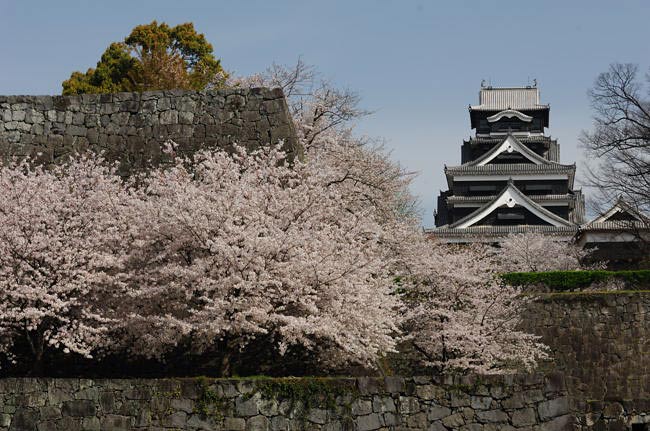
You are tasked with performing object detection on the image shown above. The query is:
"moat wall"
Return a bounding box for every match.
[0,89,300,174]
[0,374,571,431]
[523,292,650,429]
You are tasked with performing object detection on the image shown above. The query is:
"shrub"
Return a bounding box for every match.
[501,270,650,291]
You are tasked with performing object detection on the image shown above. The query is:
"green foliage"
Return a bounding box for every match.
[536,290,650,302]
[194,377,227,422]
[249,377,358,417]
[151,384,182,420]
[501,270,650,291]
[62,21,226,95]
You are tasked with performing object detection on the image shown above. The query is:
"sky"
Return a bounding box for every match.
[1,0,649,226]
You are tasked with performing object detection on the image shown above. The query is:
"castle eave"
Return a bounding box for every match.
[426,225,578,243]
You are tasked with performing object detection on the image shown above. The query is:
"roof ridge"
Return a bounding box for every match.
[463,134,557,167]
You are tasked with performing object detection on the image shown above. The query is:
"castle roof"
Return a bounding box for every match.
[446,182,575,229]
[589,196,648,225]
[463,135,559,167]
[444,163,576,189]
[470,86,549,111]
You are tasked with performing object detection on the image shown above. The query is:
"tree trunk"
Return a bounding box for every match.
[27,331,45,377]
[220,351,232,377]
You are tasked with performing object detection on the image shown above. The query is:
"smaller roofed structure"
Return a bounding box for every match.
[577,197,650,269]
[469,86,550,130]
[470,86,549,111]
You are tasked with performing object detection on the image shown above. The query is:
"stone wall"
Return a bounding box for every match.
[524,292,650,420]
[581,400,650,430]
[0,374,571,431]
[0,88,300,174]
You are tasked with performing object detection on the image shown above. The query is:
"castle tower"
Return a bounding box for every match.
[431,85,584,242]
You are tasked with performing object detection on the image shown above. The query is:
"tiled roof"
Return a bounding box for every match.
[582,221,650,231]
[470,87,549,111]
[446,194,577,204]
[445,163,575,176]
[589,197,647,224]
[465,136,553,145]
[425,225,579,242]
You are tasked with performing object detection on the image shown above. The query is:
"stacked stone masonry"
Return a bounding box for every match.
[0,374,572,431]
[0,89,300,174]
[523,293,650,408]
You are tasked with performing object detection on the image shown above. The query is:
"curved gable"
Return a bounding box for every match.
[450,182,574,228]
[469,135,554,166]
[487,109,533,123]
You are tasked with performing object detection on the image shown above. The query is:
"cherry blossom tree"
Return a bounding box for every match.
[0,144,549,376]
[499,232,592,272]
[116,144,401,376]
[398,238,548,374]
[231,59,418,223]
[0,156,131,374]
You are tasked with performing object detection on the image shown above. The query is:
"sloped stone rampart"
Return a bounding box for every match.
[0,88,300,174]
[0,374,571,430]
[523,293,650,407]
[521,292,650,429]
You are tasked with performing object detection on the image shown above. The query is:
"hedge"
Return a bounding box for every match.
[500,270,650,291]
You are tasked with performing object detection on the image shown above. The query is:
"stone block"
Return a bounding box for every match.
[398,396,421,415]
[501,393,525,409]
[539,414,575,431]
[470,396,493,410]
[11,111,25,122]
[451,392,471,407]
[268,416,288,431]
[98,391,115,413]
[417,385,446,401]
[81,417,100,431]
[407,412,427,428]
[166,411,186,428]
[187,414,215,430]
[308,408,327,424]
[475,409,508,423]
[8,408,38,431]
[442,412,465,428]
[170,397,193,413]
[246,415,269,431]
[100,414,132,431]
[224,417,246,430]
[357,413,381,431]
[38,406,60,421]
[383,412,398,426]
[537,397,569,421]
[510,407,537,427]
[427,405,451,421]
[235,396,259,417]
[36,420,56,431]
[428,421,447,431]
[61,400,96,417]
[179,111,195,124]
[372,396,395,413]
[351,399,373,416]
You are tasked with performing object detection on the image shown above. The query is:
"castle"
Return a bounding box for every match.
[429,84,649,267]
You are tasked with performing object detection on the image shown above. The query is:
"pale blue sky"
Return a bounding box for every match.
[1,0,649,225]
